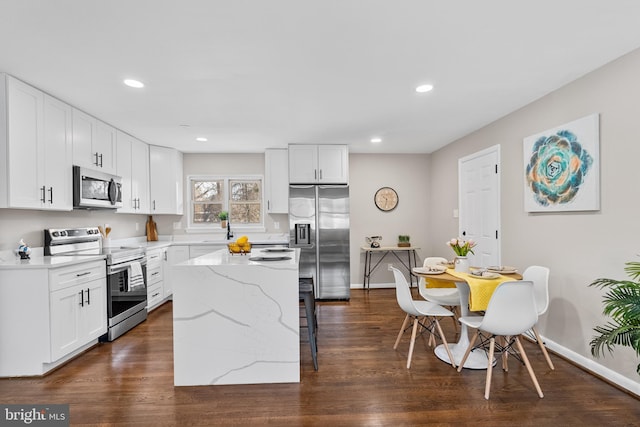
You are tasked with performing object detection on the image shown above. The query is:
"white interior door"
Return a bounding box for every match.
[458,145,501,267]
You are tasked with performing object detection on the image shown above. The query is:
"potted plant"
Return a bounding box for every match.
[397,235,410,247]
[218,211,228,228]
[589,261,640,375]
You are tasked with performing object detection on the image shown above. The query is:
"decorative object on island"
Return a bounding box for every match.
[366,235,382,248]
[146,216,158,241]
[17,239,31,259]
[218,210,229,228]
[397,235,410,247]
[589,261,640,375]
[374,187,398,211]
[447,237,476,274]
[228,235,251,255]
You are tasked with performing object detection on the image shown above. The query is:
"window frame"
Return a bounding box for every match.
[186,174,265,233]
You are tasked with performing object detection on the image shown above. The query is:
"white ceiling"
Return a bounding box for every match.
[2,1,640,154]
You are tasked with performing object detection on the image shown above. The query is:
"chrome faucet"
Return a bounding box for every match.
[226,221,234,240]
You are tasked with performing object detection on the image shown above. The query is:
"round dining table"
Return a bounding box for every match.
[413,268,522,369]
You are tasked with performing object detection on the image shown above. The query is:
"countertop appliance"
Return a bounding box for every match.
[44,227,147,341]
[73,166,123,209]
[289,184,350,300]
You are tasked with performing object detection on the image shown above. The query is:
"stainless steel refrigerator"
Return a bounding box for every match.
[289,184,350,300]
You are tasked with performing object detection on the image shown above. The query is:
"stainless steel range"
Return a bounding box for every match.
[44,227,148,341]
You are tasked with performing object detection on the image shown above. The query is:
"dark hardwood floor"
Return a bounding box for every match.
[1,288,638,426]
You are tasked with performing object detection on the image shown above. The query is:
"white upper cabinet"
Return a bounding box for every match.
[288,144,348,184]
[0,74,73,210]
[265,148,289,214]
[72,108,117,174]
[149,145,183,215]
[116,131,150,214]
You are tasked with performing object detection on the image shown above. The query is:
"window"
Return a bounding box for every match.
[188,175,264,230]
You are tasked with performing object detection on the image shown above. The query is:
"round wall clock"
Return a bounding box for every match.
[374,187,398,211]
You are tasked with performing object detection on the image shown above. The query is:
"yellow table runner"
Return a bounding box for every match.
[446,269,513,311]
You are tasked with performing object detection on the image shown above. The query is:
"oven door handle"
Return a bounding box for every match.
[108,259,147,275]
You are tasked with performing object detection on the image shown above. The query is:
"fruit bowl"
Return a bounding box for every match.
[228,242,251,255]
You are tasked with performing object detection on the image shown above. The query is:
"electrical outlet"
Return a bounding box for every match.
[387,263,393,270]
[274,221,280,230]
[135,222,139,231]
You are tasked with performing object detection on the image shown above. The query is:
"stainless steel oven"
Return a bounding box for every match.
[45,227,147,341]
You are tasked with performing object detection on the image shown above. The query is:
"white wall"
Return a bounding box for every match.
[349,153,430,286]
[428,48,640,389]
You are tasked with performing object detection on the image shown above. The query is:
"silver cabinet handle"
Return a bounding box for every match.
[40,186,46,203]
[99,153,103,167]
[86,288,90,305]
[76,271,91,277]
[79,289,84,307]
[319,169,323,180]
[94,152,100,166]
[48,187,53,204]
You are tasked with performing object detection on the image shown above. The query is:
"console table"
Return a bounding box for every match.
[361,245,420,289]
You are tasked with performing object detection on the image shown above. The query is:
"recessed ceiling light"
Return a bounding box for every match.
[370,137,382,143]
[415,84,433,93]
[123,79,144,88]
[196,137,208,142]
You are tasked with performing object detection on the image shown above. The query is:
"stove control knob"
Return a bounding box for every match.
[52,231,59,237]
[61,231,67,236]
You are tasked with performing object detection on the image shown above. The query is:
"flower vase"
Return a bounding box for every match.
[221,220,227,229]
[454,256,470,273]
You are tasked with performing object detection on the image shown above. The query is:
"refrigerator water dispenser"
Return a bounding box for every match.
[294,223,312,246]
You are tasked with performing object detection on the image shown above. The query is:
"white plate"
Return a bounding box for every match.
[487,266,517,274]
[413,266,446,275]
[469,271,500,280]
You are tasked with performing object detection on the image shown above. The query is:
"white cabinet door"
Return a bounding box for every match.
[149,145,183,215]
[5,75,44,209]
[288,145,318,183]
[131,138,150,213]
[82,279,107,340]
[43,94,73,210]
[95,120,117,174]
[116,131,134,212]
[72,109,117,173]
[72,108,96,169]
[50,285,82,361]
[265,148,289,214]
[318,145,348,183]
[288,145,349,184]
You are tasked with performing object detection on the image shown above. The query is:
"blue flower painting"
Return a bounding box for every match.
[523,114,600,212]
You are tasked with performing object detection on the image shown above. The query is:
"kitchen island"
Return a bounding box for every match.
[172,247,300,386]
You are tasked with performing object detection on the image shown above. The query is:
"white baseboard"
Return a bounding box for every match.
[542,336,640,397]
[349,283,640,397]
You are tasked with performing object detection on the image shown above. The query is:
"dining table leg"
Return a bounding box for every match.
[433,281,493,369]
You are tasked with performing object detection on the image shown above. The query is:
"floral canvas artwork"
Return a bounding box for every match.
[523,113,600,212]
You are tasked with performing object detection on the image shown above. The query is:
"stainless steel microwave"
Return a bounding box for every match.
[73,166,123,209]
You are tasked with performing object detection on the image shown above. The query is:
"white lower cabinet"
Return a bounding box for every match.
[0,259,106,377]
[146,246,172,311]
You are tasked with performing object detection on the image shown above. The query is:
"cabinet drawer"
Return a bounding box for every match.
[49,260,106,292]
[147,265,163,285]
[146,250,163,267]
[147,283,163,308]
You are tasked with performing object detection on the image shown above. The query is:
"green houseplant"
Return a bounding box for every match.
[589,261,640,374]
[397,235,410,247]
[218,211,229,228]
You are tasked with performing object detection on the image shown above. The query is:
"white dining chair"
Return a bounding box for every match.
[523,265,555,370]
[418,257,460,337]
[391,267,456,369]
[457,280,544,399]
